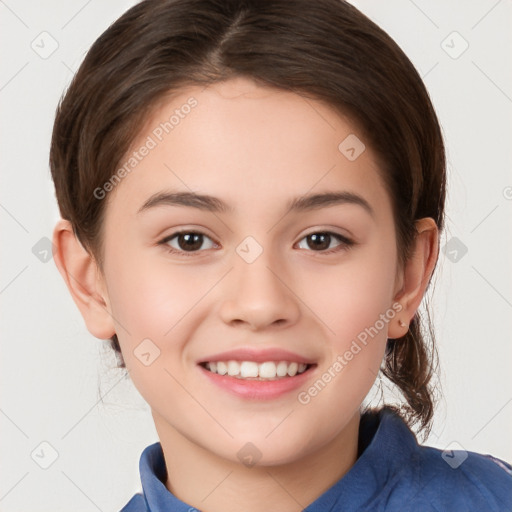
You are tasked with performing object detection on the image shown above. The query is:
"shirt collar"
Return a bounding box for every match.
[138,407,418,511]
[304,407,418,511]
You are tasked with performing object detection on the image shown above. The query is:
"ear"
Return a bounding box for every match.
[388,217,439,339]
[52,219,116,339]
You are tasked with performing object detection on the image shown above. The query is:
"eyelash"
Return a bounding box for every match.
[158,229,355,257]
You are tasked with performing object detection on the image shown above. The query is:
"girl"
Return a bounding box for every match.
[50,0,512,510]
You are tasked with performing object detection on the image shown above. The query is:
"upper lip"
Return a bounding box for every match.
[197,348,316,365]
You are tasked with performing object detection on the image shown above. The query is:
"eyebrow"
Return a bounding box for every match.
[137,190,374,218]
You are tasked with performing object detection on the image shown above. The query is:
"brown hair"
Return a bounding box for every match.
[50,0,445,437]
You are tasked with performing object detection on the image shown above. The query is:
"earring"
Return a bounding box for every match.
[398,319,408,328]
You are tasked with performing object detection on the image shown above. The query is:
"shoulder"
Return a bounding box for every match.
[119,492,147,512]
[407,443,512,511]
[369,409,512,511]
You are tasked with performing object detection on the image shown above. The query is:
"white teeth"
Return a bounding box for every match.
[240,361,259,378]
[203,360,310,379]
[227,360,240,376]
[287,362,298,377]
[259,362,277,379]
[276,361,288,377]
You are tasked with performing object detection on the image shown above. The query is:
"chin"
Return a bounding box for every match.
[217,430,317,468]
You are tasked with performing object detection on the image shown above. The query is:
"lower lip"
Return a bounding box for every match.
[198,364,316,400]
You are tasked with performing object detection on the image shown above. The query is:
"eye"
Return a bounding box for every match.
[158,229,354,257]
[159,230,217,256]
[296,231,354,254]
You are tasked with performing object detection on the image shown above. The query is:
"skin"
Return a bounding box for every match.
[53,77,438,512]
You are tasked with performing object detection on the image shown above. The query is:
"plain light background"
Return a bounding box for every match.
[1,1,511,511]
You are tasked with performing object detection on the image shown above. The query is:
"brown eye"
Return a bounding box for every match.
[177,233,203,251]
[161,231,216,254]
[297,232,353,253]
[306,233,331,251]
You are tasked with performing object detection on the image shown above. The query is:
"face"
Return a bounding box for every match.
[99,77,401,465]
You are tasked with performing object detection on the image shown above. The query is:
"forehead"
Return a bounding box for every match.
[105,77,391,218]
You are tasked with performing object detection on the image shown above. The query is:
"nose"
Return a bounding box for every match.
[218,247,301,331]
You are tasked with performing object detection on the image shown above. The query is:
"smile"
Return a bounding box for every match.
[200,360,311,380]
[198,360,317,400]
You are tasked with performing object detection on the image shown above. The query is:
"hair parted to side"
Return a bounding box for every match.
[50,0,446,438]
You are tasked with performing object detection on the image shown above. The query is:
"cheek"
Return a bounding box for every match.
[311,235,397,400]
[103,251,209,402]
[103,244,209,348]
[312,243,397,345]
[334,269,395,342]
[298,273,394,428]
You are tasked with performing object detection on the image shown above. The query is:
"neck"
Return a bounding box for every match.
[154,411,360,512]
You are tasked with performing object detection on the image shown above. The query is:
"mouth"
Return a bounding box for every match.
[197,358,318,400]
[196,347,318,400]
[199,360,315,381]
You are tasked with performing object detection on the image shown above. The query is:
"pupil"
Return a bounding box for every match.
[179,233,202,251]
[309,233,330,251]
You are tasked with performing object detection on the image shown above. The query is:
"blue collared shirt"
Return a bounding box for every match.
[120,407,512,511]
